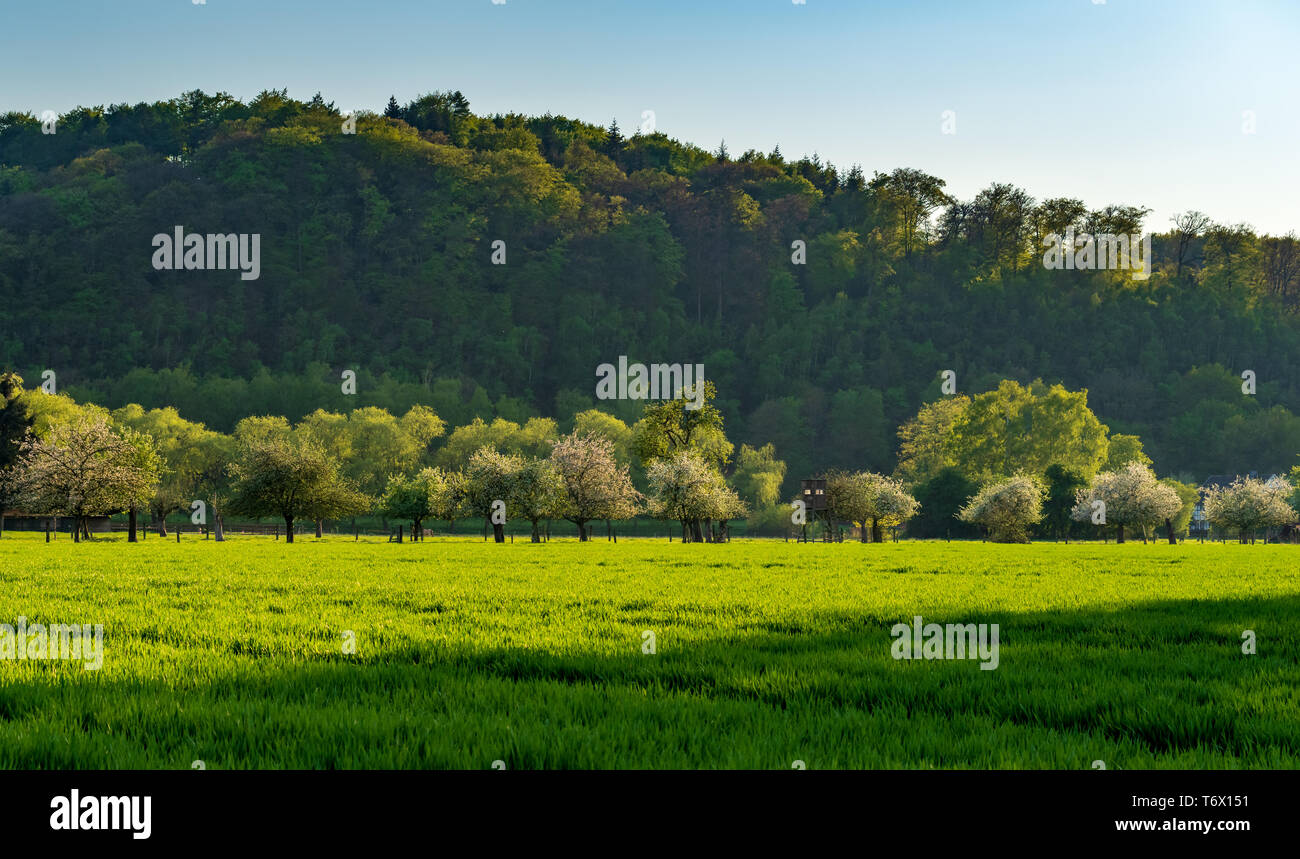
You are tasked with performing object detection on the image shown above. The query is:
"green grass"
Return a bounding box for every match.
[0,531,1296,769]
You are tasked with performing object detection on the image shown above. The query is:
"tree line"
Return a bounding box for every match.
[0,372,743,543]
[2,369,1294,545]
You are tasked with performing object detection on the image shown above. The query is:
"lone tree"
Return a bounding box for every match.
[463,447,524,543]
[958,474,1045,543]
[1070,462,1183,544]
[827,470,873,541]
[509,457,566,543]
[631,381,733,470]
[867,474,920,542]
[646,449,743,543]
[10,414,161,541]
[942,380,1110,484]
[730,443,786,511]
[380,468,440,540]
[827,471,920,542]
[147,483,187,538]
[191,433,235,541]
[1203,476,1296,544]
[226,435,368,543]
[551,431,641,541]
[429,467,467,533]
[703,477,749,542]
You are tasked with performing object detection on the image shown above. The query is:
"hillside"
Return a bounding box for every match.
[2,88,1299,482]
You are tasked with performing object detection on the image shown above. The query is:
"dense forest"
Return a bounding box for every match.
[2,88,1299,492]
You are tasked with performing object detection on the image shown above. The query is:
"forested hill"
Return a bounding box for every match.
[2,88,1299,483]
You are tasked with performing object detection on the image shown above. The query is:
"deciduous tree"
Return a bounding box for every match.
[1203,476,1296,543]
[12,414,161,541]
[550,432,641,541]
[1070,462,1183,543]
[227,435,368,544]
[958,475,1045,543]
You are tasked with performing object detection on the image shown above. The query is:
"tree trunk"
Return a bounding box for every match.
[492,522,505,543]
[73,516,81,543]
[859,520,868,542]
[1165,518,1176,544]
[1116,524,1125,544]
[315,519,323,538]
[871,517,882,543]
[215,515,225,542]
[157,516,168,538]
[285,516,295,544]
[531,520,541,543]
[128,506,138,542]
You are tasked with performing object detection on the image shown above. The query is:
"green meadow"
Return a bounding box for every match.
[0,532,1296,769]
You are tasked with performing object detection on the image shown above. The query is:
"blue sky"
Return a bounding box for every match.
[3,0,1297,233]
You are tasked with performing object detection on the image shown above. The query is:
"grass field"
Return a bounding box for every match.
[0,532,1296,769]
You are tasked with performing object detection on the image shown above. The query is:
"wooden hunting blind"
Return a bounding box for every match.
[801,479,827,511]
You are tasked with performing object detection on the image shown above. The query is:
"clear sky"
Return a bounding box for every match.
[3,0,1297,233]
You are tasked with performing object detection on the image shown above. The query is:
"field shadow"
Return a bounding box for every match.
[1,592,1296,767]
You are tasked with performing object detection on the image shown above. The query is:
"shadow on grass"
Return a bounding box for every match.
[1,593,1296,767]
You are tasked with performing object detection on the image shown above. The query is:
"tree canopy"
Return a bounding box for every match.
[5,89,1297,495]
